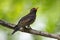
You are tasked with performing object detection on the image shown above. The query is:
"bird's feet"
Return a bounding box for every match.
[25,26,32,30]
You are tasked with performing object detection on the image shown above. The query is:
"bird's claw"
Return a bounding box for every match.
[25,26,32,30]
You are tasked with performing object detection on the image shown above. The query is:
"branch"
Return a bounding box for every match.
[0,20,60,40]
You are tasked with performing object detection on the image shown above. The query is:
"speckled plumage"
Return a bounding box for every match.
[12,8,38,34]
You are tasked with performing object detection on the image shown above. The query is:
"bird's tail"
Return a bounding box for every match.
[12,25,20,35]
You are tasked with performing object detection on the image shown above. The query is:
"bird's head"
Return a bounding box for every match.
[30,8,38,13]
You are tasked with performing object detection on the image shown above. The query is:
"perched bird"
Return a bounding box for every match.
[12,8,38,35]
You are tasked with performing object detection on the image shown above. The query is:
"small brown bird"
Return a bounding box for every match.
[12,8,38,34]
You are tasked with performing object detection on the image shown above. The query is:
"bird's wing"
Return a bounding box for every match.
[21,17,32,23]
[22,18,31,23]
[18,16,33,26]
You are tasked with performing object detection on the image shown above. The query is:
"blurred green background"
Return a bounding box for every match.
[0,0,60,40]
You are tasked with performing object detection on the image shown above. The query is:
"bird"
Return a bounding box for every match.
[12,8,38,35]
